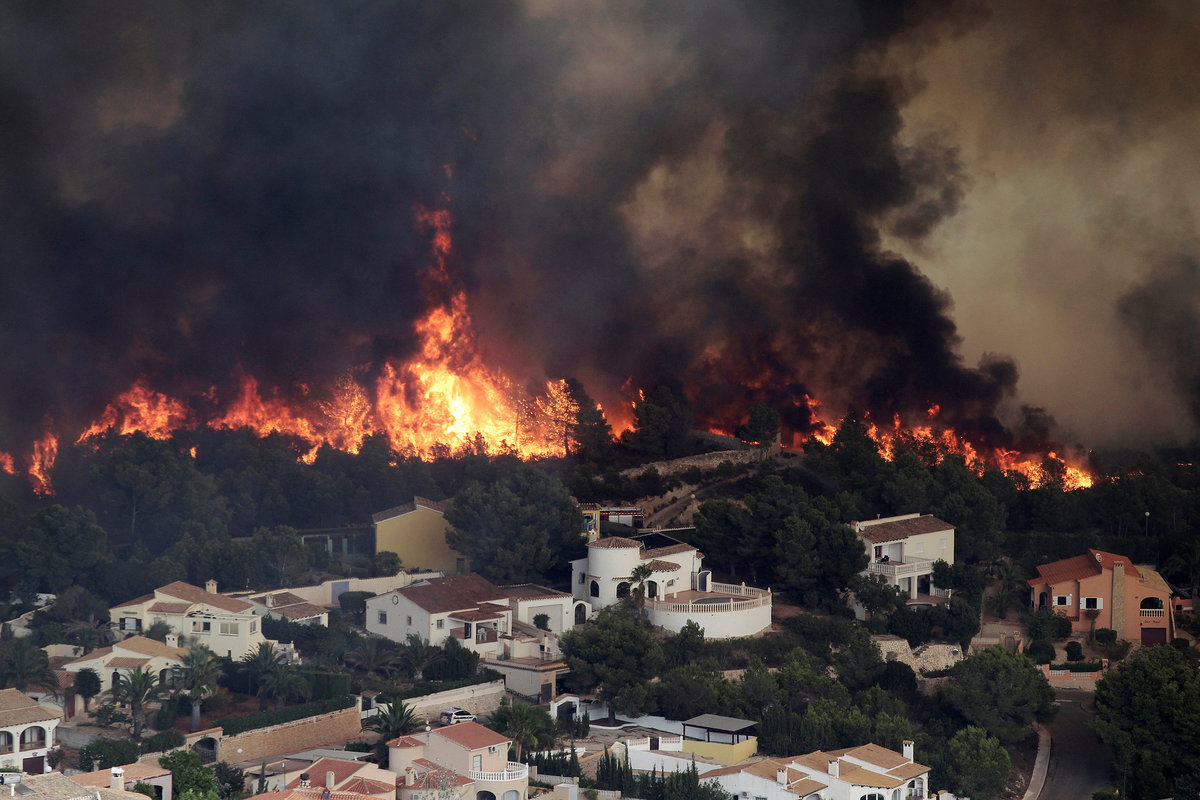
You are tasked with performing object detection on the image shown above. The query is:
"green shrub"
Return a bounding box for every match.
[213,695,355,736]
[391,669,502,700]
[1025,639,1056,665]
[141,730,185,754]
[1171,637,1191,652]
[79,737,141,771]
[1065,641,1084,661]
[1025,608,1073,641]
[1094,628,1117,645]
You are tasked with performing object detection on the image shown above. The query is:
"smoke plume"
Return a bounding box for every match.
[0,0,1194,456]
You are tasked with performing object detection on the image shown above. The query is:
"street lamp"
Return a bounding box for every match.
[1145,511,1150,537]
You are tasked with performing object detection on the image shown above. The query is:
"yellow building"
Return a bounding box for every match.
[373,497,466,574]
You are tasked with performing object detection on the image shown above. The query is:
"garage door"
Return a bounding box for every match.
[1141,627,1167,645]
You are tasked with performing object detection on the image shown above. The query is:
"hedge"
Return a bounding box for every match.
[390,669,502,701]
[213,695,356,736]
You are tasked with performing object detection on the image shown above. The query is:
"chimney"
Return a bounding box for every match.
[775,768,786,786]
[827,759,839,779]
[405,768,415,787]
[903,740,914,762]
[165,633,179,648]
[110,767,124,792]
[326,772,335,790]
[205,579,218,594]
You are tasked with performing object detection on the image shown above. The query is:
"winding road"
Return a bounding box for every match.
[1040,688,1116,799]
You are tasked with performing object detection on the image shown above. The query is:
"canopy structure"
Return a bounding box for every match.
[682,714,757,744]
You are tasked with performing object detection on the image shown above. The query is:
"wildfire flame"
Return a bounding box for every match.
[54,206,575,476]
[0,452,15,476]
[792,407,1094,490]
[15,206,1094,495]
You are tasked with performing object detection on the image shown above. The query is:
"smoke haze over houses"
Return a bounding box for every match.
[0,0,1196,455]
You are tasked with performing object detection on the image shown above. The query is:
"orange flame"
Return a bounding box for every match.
[0,452,15,475]
[77,378,190,442]
[29,429,58,496]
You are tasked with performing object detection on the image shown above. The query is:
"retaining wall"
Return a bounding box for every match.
[212,706,364,763]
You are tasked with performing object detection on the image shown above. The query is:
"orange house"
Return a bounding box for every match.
[1028,549,1175,645]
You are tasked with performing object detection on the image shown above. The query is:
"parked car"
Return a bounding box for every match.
[440,707,476,725]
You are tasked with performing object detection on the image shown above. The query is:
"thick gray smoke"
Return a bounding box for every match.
[0,0,1194,456]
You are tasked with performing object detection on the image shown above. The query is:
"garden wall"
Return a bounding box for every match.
[211,706,363,763]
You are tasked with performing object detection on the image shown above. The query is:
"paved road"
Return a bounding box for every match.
[1041,688,1115,800]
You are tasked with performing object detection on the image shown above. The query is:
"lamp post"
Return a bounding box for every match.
[1145,511,1150,537]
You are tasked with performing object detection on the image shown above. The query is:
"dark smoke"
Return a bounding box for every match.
[0,0,1148,458]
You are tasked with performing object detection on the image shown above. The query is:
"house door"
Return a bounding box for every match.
[473,755,482,772]
[1142,627,1167,645]
[22,755,44,774]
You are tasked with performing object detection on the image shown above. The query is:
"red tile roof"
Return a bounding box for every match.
[286,758,362,789]
[432,720,511,750]
[499,584,571,600]
[644,560,680,572]
[156,581,254,613]
[855,515,953,544]
[397,574,506,614]
[372,496,447,523]
[642,543,696,559]
[1031,549,1140,587]
[588,537,641,549]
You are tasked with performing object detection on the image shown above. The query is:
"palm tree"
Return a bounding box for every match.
[345,637,399,679]
[112,666,162,739]
[239,642,286,710]
[490,700,555,760]
[171,645,223,733]
[1165,540,1200,609]
[65,615,116,654]
[362,699,424,763]
[261,666,311,710]
[401,634,445,681]
[0,639,59,693]
[989,560,1028,620]
[627,564,654,616]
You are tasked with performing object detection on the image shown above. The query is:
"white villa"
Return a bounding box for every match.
[389,721,528,800]
[109,580,281,660]
[854,514,954,604]
[704,741,931,800]
[569,530,771,639]
[0,688,58,774]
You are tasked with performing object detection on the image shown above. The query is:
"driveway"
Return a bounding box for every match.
[1040,688,1115,800]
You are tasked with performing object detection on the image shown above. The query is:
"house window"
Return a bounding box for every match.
[193,620,211,633]
[250,620,257,633]
[436,619,444,629]
[219,622,239,635]
[19,727,45,751]
[915,542,924,553]
[1054,595,1071,607]
[407,616,413,626]
[378,611,388,625]
[1082,597,1103,610]
[578,573,585,584]
[589,581,599,598]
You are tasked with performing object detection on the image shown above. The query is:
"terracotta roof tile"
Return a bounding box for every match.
[834,742,908,770]
[855,515,953,544]
[273,602,329,620]
[112,635,188,659]
[588,537,641,549]
[1032,549,1141,588]
[887,762,930,780]
[155,581,254,613]
[0,689,58,725]
[286,758,362,788]
[106,657,151,669]
[395,574,506,614]
[644,560,680,572]
[642,543,695,559]
[148,602,193,614]
[432,720,510,750]
[372,496,446,523]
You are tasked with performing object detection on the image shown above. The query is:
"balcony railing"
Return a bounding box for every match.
[866,555,936,578]
[469,763,529,782]
[451,627,500,644]
[1140,608,1165,618]
[646,585,771,614]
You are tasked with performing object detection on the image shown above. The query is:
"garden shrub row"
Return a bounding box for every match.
[390,669,502,701]
[213,695,355,736]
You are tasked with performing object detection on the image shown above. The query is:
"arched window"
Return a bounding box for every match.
[0,732,12,754]
[476,792,496,800]
[112,670,121,690]
[1141,597,1164,610]
[857,794,883,800]
[502,791,520,800]
[575,603,587,625]
[616,582,630,599]
[589,581,599,598]
[647,581,658,599]
[20,726,46,751]
[160,668,170,685]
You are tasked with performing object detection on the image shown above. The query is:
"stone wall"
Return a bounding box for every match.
[393,680,507,722]
[212,707,364,763]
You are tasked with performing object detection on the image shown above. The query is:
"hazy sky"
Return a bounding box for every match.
[0,1,1195,453]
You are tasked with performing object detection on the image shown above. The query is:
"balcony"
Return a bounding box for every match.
[451,627,499,644]
[645,583,771,614]
[1140,608,1165,618]
[468,763,528,782]
[866,555,935,579]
